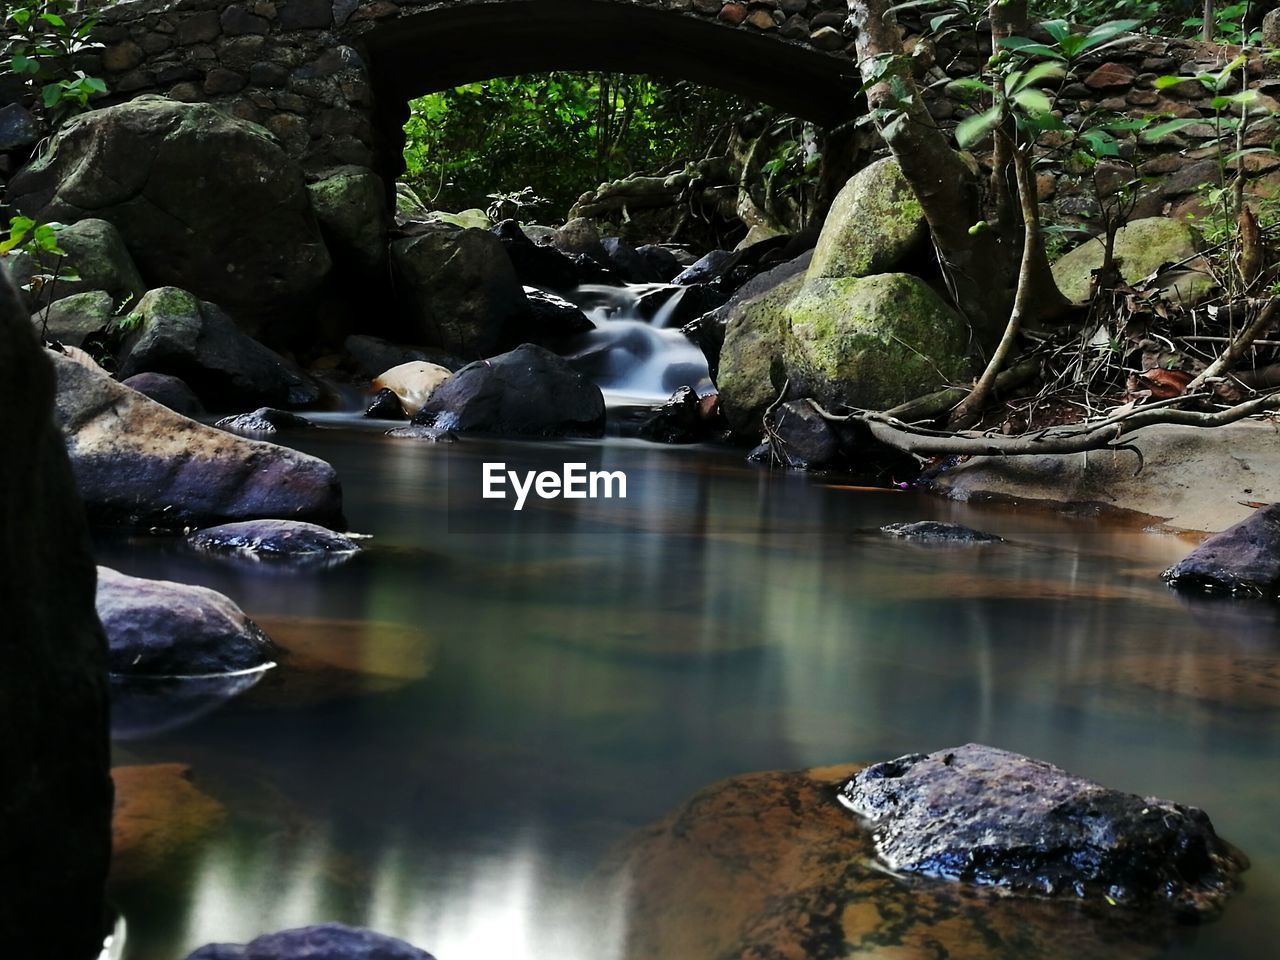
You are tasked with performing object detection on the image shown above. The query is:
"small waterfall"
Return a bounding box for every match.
[562,283,713,403]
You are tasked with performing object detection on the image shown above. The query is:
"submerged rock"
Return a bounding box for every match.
[413,343,605,438]
[216,407,314,436]
[385,424,456,442]
[881,521,1004,544]
[121,371,205,418]
[97,567,276,677]
[840,743,1245,916]
[189,520,360,562]
[1163,503,1280,597]
[606,764,1194,960]
[53,337,343,530]
[184,923,436,960]
[112,763,226,885]
[371,360,452,416]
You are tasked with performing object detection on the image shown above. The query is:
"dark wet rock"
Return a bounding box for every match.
[112,763,225,885]
[184,923,437,960]
[215,407,314,436]
[97,566,276,677]
[307,169,389,273]
[765,398,839,468]
[0,269,112,958]
[1163,503,1280,597]
[635,244,685,282]
[637,386,704,444]
[121,372,206,418]
[110,672,264,741]
[8,98,330,334]
[385,424,456,442]
[0,101,39,152]
[47,218,146,307]
[634,283,727,329]
[343,334,463,378]
[491,218,611,291]
[552,216,608,261]
[413,343,605,439]
[881,521,1004,544]
[117,288,322,411]
[364,387,405,420]
[606,764,1192,960]
[502,287,595,349]
[602,236,666,283]
[673,248,734,285]
[52,352,343,529]
[680,309,728,381]
[189,519,359,562]
[840,744,1246,915]
[390,225,530,358]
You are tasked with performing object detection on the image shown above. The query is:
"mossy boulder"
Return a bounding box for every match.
[783,273,973,411]
[8,97,331,336]
[51,218,145,307]
[307,170,389,272]
[1052,217,1210,305]
[38,290,114,347]
[807,158,926,281]
[716,273,803,435]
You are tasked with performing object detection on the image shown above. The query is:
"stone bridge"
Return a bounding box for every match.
[90,0,863,187]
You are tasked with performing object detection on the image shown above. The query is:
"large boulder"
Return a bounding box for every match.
[116,287,320,411]
[413,343,606,438]
[492,218,589,291]
[500,287,594,349]
[8,97,331,334]
[0,272,112,957]
[36,290,114,347]
[841,744,1245,915]
[390,225,529,358]
[97,567,276,677]
[1051,217,1210,305]
[307,169,389,273]
[1163,503,1280,596]
[50,218,146,306]
[185,924,436,960]
[51,350,343,528]
[120,371,205,418]
[784,273,973,411]
[808,157,927,280]
[715,274,803,435]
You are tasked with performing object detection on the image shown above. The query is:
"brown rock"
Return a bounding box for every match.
[746,8,776,29]
[176,11,220,45]
[718,2,748,24]
[102,40,143,71]
[809,25,843,50]
[111,764,226,885]
[1085,62,1137,90]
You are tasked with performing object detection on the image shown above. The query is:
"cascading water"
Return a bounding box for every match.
[559,283,713,404]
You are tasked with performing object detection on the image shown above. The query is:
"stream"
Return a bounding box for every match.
[98,288,1280,960]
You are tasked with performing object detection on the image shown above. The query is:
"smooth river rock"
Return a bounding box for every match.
[413,343,606,438]
[881,521,1003,544]
[840,744,1245,915]
[1163,503,1280,597]
[97,567,277,677]
[51,351,343,529]
[120,372,206,418]
[605,764,1201,960]
[189,520,360,562]
[0,268,111,958]
[184,923,437,960]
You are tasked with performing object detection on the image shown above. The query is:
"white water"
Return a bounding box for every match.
[562,283,713,404]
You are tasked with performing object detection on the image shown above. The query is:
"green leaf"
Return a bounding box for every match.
[1040,19,1071,44]
[998,37,1066,60]
[1153,75,1190,90]
[955,106,1002,149]
[1010,61,1065,93]
[1141,118,1204,141]
[41,83,63,108]
[1078,20,1142,54]
[1011,87,1053,116]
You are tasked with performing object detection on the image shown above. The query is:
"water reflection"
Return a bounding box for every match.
[98,430,1280,960]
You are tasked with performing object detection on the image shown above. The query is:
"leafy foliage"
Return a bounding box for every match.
[401,73,747,218]
[1,0,107,124]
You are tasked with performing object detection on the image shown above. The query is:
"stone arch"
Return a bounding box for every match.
[352,0,862,187]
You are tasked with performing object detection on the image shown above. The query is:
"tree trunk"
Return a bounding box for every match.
[847,0,1014,339]
[989,1,1027,241]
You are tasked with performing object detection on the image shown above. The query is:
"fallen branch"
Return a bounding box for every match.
[813,388,1280,461]
[883,356,1042,423]
[1186,297,1280,392]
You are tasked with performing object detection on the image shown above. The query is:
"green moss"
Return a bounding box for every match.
[807,158,926,280]
[783,274,973,410]
[717,275,804,434]
[1051,217,1204,305]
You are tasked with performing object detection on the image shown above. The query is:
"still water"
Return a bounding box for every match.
[98,425,1280,960]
